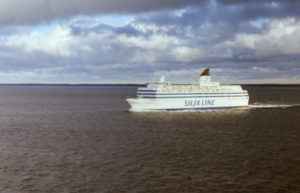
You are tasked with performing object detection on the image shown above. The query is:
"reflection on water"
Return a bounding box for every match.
[0,86,300,193]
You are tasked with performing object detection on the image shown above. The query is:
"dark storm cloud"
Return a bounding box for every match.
[135,1,300,28]
[215,0,300,23]
[133,6,260,46]
[0,0,207,26]
[69,21,142,37]
[1,0,299,26]
[219,0,300,4]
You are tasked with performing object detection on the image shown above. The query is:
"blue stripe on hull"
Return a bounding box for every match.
[137,92,246,95]
[163,106,245,111]
[139,96,248,99]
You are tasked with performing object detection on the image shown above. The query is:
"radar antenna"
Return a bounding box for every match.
[159,74,165,83]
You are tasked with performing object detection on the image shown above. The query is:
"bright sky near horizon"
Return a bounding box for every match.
[0,0,300,84]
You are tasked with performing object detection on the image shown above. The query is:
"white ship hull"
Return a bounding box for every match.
[127,95,249,111]
[126,68,249,112]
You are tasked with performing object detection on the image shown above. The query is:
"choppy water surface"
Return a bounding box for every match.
[0,86,300,193]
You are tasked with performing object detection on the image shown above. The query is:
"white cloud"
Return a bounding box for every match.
[171,46,204,63]
[117,33,174,51]
[4,25,75,57]
[235,17,300,57]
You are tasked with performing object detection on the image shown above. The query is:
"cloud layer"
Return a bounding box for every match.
[0,0,300,83]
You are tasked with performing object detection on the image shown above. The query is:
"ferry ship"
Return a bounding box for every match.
[126,68,249,111]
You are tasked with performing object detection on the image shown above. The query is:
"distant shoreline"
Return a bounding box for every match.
[0,83,146,87]
[241,84,300,87]
[1,83,300,87]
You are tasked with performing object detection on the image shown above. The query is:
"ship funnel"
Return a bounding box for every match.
[199,68,211,85]
[200,68,210,76]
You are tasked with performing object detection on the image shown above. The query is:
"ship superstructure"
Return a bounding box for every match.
[126,68,249,111]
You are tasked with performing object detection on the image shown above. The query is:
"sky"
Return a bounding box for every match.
[0,0,300,84]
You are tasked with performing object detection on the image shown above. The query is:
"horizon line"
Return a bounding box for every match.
[1,83,300,87]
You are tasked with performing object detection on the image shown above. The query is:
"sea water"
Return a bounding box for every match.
[0,85,299,193]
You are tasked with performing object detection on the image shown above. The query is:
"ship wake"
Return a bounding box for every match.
[247,103,300,109]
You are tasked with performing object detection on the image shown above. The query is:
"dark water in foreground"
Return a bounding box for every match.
[0,86,300,193]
